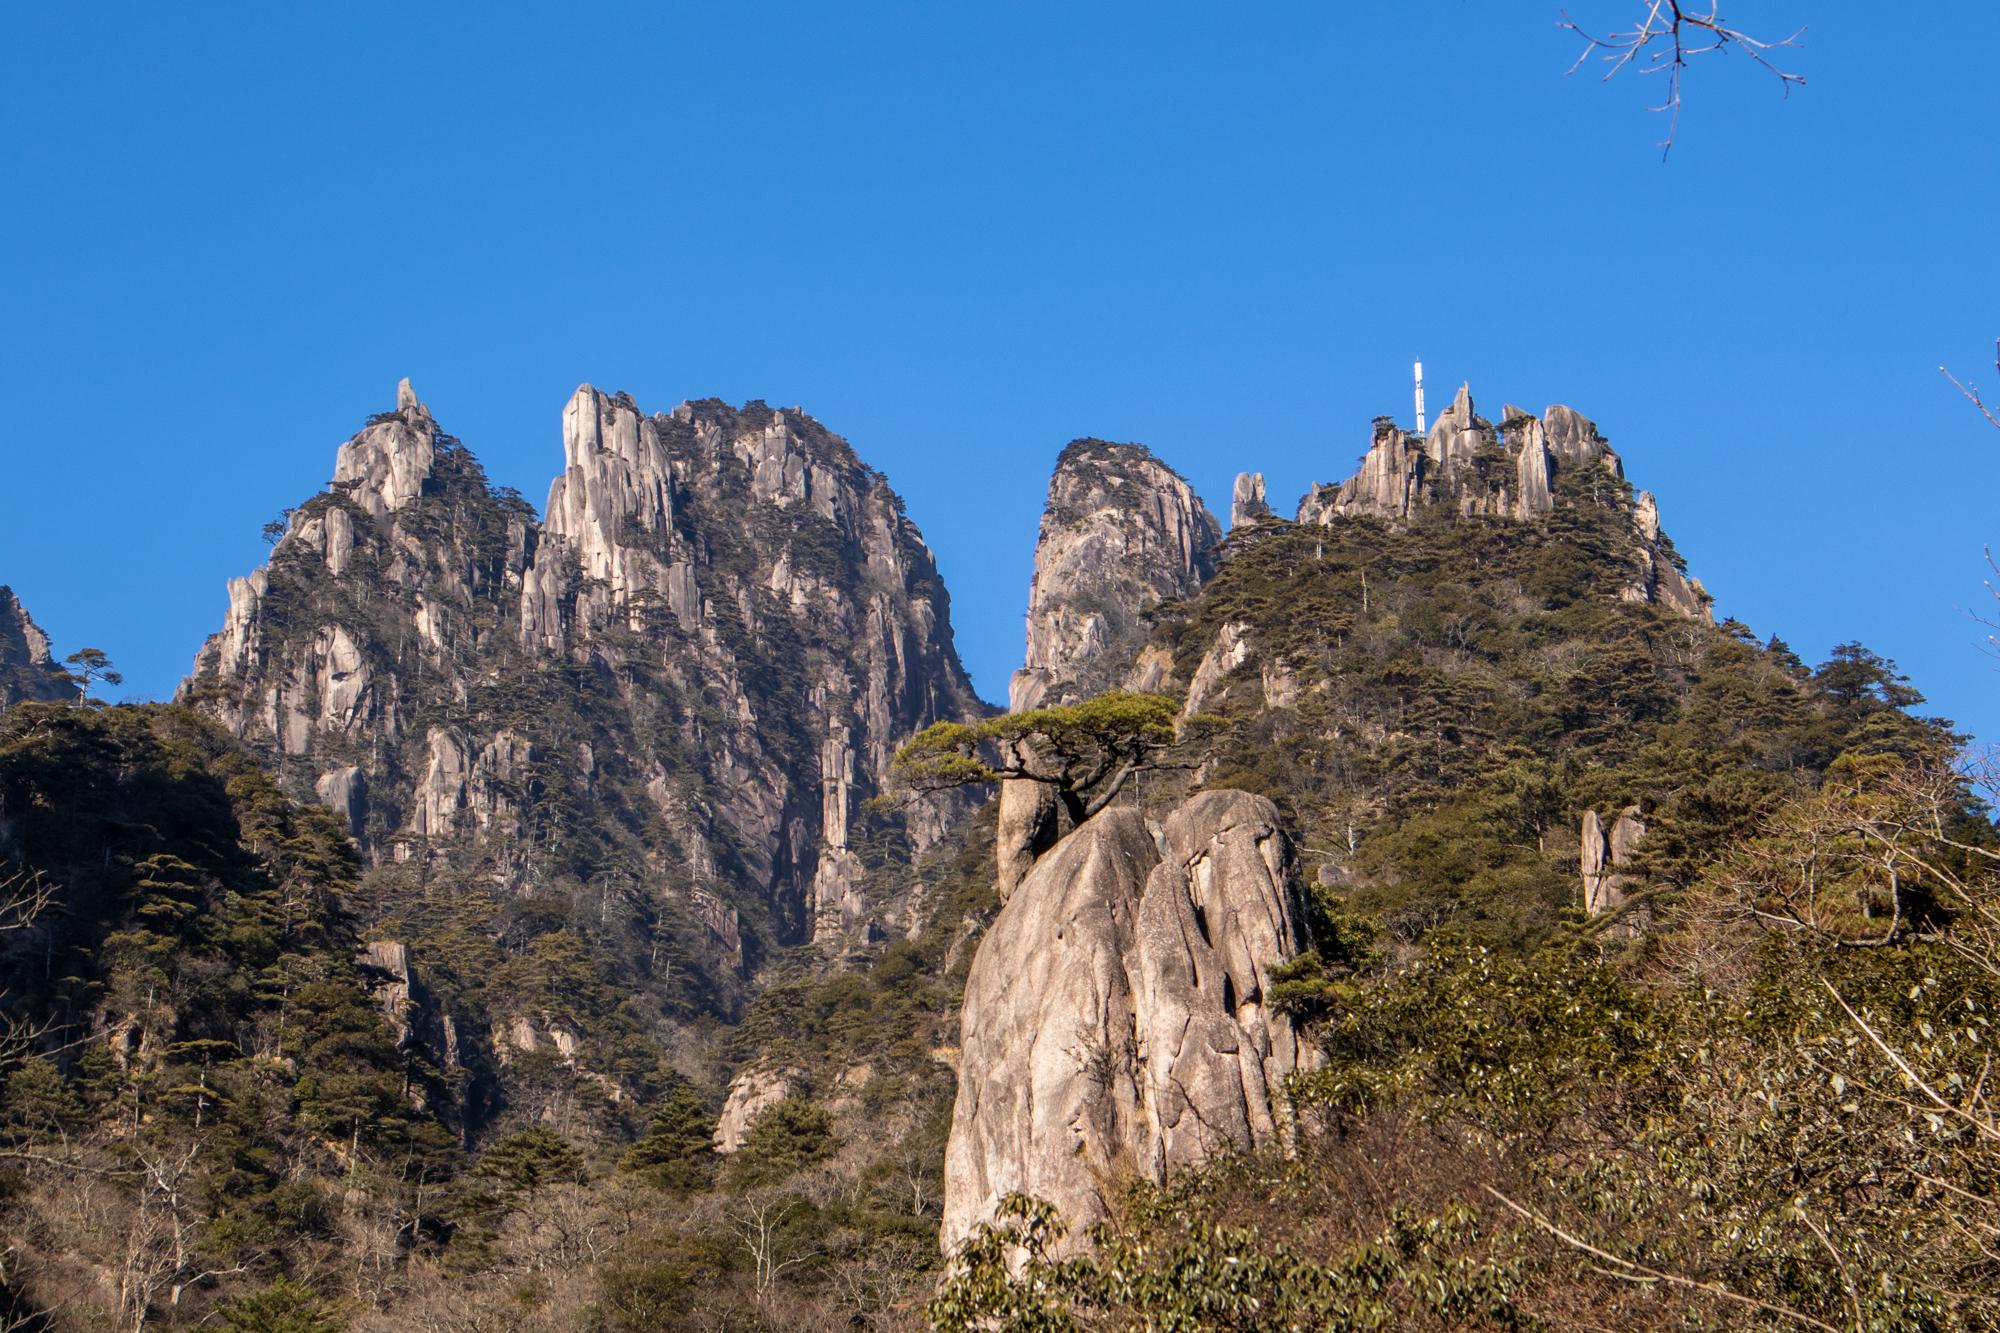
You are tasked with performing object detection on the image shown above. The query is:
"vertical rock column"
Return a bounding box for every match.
[1582,805,1649,934]
[996,439,1220,898]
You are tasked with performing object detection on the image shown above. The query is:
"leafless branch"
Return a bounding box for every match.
[1561,2,1806,155]
[0,870,57,935]
[1821,980,1999,1142]
[1485,1186,1842,1331]
[1941,339,2000,435]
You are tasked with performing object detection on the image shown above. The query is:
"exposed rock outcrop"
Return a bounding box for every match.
[1009,440,1220,714]
[993,743,1062,904]
[1582,805,1650,934]
[1626,491,1708,618]
[942,790,1312,1253]
[996,440,1220,897]
[333,379,438,518]
[1184,622,1252,716]
[0,587,76,708]
[713,1066,799,1154]
[314,765,367,833]
[355,940,419,1044]
[185,381,988,1038]
[1230,472,1270,529]
[1295,389,1710,621]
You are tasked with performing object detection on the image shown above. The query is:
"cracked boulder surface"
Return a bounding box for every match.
[941,789,1312,1253]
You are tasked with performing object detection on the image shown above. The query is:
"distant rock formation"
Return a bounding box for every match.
[1582,805,1649,934]
[1009,440,1221,714]
[996,441,1220,896]
[186,380,987,978]
[713,1066,798,1154]
[1296,388,1710,621]
[0,587,76,708]
[942,790,1312,1253]
[333,378,439,517]
[1230,472,1270,529]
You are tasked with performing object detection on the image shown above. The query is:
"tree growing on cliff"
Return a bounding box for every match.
[60,647,119,703]
[890,690,1186,825]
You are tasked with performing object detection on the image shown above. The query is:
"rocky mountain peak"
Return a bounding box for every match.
[1010,439,1221,712]
[0,587,75,708]
[332,378,438,517]
[187,380,987,1059]
[1295,388,1709,620]
[993,439,1221,896]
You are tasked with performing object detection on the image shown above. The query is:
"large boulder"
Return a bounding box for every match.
[942,789,1312,1253]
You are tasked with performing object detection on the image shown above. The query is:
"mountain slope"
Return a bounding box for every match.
[937,395,1989,1332]
[0,587,76,707]
[181,380,988,1131]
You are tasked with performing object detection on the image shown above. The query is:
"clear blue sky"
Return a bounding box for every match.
[4,4,1998,744]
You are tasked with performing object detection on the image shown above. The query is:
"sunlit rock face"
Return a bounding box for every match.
[186,379,987,999]
[1295,388,1710,621]
[1010,438,1221,715]
[942,790,1313,1254]
[0,587,76,708]
[1582,804,1652,936]
[995,439,1222,896]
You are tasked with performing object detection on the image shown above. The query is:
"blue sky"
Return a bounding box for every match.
[4,3,1998,744]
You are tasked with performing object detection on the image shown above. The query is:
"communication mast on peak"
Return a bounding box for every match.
[1413,360,1427,435]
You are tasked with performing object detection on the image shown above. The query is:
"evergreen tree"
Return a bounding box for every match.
[621,1081,716,1193]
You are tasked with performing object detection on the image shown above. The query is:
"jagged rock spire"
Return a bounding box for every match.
[997,439,1220,897]
[1231,472,1270,528]
[1010,439,1220,713]
[1294,389,1710,621]
[332,378,437,517]
[533,385,678,615]
[188,381,986,964]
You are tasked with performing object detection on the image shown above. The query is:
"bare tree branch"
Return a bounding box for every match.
[1941,339,2000,434]
[1561,2,1806,155]
[1821,980,2000,1143]
[1485,1187,1843,1332]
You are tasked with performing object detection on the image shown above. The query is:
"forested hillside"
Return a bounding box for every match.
[934,405,2000,1330]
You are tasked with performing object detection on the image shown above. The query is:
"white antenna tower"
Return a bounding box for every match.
[1413,359,1427,434]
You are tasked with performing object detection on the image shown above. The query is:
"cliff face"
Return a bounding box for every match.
[186,380,986,1014]
[1009,439,1221,714]
[1582,805,1650,935]
[996,441,1221,895]
[1297,387,1709,621]
[0,588,75,708]
[942,790,1312,1252]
